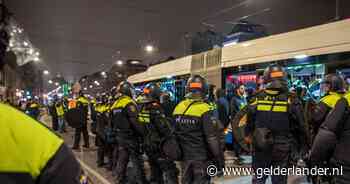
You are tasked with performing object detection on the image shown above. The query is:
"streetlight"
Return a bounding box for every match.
[94,81,100,86]
[130,60,141,64]
[48,80,53,84]
[43,70,49,75]
[101,71,106,76]
[23,41,28,46]
[55,82,59,86]
[116,60,123,66]
[34,57,39,62]
[145,45,154,53]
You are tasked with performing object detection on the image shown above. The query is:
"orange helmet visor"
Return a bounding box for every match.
[189,82,202,89]
[143,88,150,94]
[270,71,284,78]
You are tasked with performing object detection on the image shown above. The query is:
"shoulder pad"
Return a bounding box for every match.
[321,93,342,108]
[111,96,135,110]
[173,99,210,117]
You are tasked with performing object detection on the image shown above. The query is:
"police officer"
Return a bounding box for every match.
[173,75,224,184]
[72,92,90,150]
[138,83,178,184]
[95,95,112,168]
[49,97,59,131]
[26,98,40,120]
[55,99,66,133]
[310,74,345,142]
[110,81,148,184]
[0,102,83,184]
[244,65,308,184]
[310,92,350,184]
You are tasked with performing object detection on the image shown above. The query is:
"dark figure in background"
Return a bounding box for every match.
[207,84,216,103]
[295,86,307,106]
[160,92,175,119]
[229,84,247,161]
[95,95,113,169]
[310,92,350,184]
[206,84,219,120]
[245,65,308,184]
[49,99,59,131]
[230,84,247,120]
[173,75,224,184]
[309,74,345,142]
[110,81,148,184]
[138,83,178,184]
[215,88,230,128]
[26,99,40,120]
[72,92,90,150]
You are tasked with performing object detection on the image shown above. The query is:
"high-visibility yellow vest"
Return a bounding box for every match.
[320,92,343,109]
[173,99,211,117]
[0,103,63,180]
[111,96,135,110]
[56,105,65,116]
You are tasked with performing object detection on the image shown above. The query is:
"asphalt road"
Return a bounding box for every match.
[40,111,311,184]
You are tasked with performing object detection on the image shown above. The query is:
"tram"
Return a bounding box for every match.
[128,19,350,102]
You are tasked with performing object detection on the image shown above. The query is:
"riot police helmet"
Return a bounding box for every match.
[143,83,162,102]
[116,81,135,97]
[263,64,288,90]
[185,75,209,99]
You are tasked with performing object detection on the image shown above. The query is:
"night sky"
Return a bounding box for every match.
[7,0,350,81]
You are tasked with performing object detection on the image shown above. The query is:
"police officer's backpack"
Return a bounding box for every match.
[253,127,274,152]
[252,96,277,152]
[160,133,183,161]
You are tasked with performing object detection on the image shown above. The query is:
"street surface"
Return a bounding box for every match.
[39,111,310,184]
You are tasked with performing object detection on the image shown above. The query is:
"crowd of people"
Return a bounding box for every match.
[45,64,348,184]
[3,64,350,184]
[43,66,346,183]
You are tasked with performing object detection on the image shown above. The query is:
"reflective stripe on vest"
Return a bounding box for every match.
[173,99,211,117]
[0,103,63,180]
[320,92,343,109]
[256,100,288,112]
[138,110,150,124]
